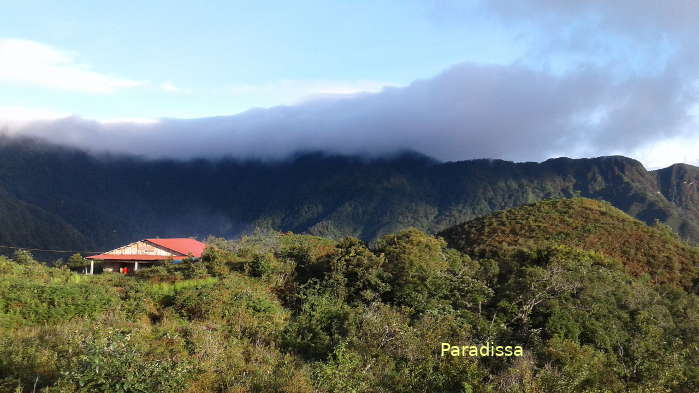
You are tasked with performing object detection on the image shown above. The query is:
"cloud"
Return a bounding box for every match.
[229,79,396,105]
[0,38,145,93]
[632,136,699,169]
[160,81,190,94]
[480,0,699,69]
[486,0,699,38]
[99,117,160,124]
[3,2,699,168]
[4,61,697,168]
[0,106,70,121]
[0,106,72,129]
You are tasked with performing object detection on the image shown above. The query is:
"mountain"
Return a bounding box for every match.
[439,197,699,289]
[1,136,699,256]
[654,163,699,233]
[0,185,88,252]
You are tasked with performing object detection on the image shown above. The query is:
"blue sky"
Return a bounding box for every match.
[0,1,523,119]
[2,1,699,167]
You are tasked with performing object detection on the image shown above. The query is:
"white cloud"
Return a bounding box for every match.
[632,136,699,169]
[0,38,146,93]
[229,79,397,105]
[6,62,699,170]
[160,81,190,94]
[0,105,71,129]
[99,117,160,124]
[0,106,70,121]
[0,106,161,130]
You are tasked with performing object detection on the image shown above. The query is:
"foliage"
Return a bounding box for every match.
[440,197,699,289]
[3,141,699,255]
[12,249,36,266]
[65,253,90,271]
[282,288,357,360]
[179,256,210,279]
[172,274,288,343]
[0,199,697,392]
[51,329,194,393]
[0,256,118,328]
[317,237,391,304]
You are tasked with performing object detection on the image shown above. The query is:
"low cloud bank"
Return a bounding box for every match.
[4,1,699,166]
[3,61,696,164]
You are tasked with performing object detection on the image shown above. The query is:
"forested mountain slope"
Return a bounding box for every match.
[439,198,699,290]
[0,136,698,254]
[0,185,88,251]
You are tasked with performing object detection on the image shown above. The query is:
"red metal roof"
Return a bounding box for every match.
[146,238,206,257]
[87,254,187,261]
[87,238,206,261]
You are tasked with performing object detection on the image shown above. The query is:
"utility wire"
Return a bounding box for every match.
[0,244,102,254]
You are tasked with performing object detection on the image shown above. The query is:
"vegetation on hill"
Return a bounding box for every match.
[439,198,699,290]
[0,186,88,253]
[1,200,698,392]
[1,137,699,256]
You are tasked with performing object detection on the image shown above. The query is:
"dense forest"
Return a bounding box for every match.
[1,136,699,258]
[1,198,697,392]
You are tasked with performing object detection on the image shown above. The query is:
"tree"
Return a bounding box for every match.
[374,228,468,311]
[12,249,36,265]
[66,253,90,273]
[322,237,390,304]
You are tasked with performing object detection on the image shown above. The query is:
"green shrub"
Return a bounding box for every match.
[173,274,288,342]
[0,224,696,392]
[66,253,90,272]
[12,249,36,266]
[373,228,478,314]
[322,237,391,304]
[0,278,117,327]
[52,330,194,393]
[199,246,235,276]
[283,289,356,360]
[179,256,209,280]
[250,252,275,277]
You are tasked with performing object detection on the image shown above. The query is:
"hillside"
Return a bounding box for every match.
[1,225,697,392]
[1,137,699,255]
[439,197,699,289]
[0,186,89,253]
[654,163,699,234]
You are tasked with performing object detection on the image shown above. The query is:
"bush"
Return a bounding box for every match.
[0,278,117,327]
[66,253,90,272]
[1,226,697,392]
[199,246,236,276]
[179,256,209,279]
[52,329,194,393]
[374,228,473,313]
[283,289,357,360]
[173,274,288,342]
[12,249,37,266]
[322,237,391,304]
[250,252,275,278]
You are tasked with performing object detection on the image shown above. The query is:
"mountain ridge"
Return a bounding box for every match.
[0,136,698,255]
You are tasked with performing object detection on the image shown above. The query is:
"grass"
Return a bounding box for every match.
[148,277,219,298]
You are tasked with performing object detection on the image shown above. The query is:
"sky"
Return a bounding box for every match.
[1,0,699,168]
